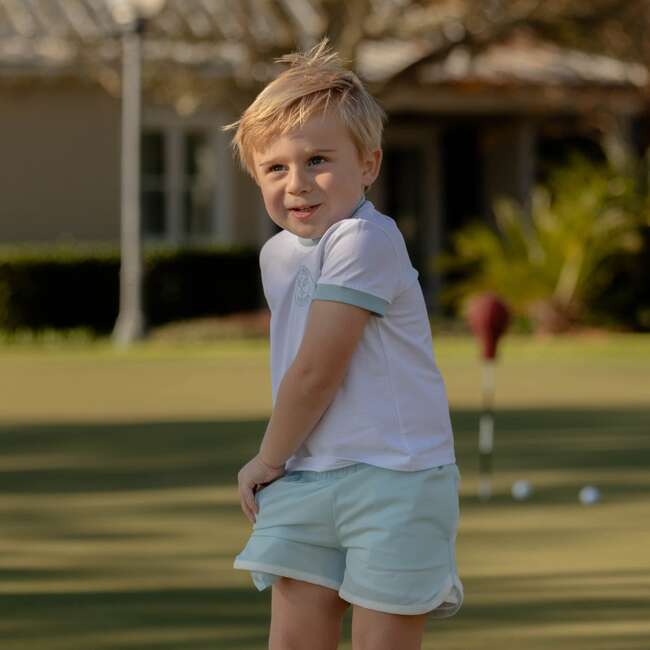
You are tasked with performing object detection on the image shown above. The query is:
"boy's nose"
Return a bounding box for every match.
[286,167,311,194]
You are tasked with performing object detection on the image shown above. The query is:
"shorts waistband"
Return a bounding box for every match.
[285,462,457,482]
[285,463,365,481]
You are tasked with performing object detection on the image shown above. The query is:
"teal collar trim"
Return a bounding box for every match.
[297,235,320,246]
[296,197,367,247]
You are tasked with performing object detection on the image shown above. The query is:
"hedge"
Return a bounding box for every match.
[0,244,261,333]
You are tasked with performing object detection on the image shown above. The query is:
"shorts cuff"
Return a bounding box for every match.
[233,559,342,593]
[338,574,463,617]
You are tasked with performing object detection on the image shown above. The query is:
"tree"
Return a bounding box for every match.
[21,2,644,118]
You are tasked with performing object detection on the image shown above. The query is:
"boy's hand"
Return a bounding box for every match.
[237,455,285,524]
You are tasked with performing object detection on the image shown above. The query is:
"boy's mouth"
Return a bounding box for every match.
[289,204,321,221]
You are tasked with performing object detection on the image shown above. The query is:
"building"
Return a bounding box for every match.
[1,0,647,308]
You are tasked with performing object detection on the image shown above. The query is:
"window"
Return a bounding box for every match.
[141,131,166,237]
[140,126,216,242]
[183,131,214,238]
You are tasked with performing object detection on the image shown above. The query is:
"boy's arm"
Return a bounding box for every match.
[237,298,370,522]
[258,298,371,467]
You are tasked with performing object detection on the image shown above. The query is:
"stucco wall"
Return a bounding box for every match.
[230,166,271,247]
[0,82,121,243]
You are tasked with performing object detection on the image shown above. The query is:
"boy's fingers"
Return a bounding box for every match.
[241,499,254,524]
[247,487,258,517]
[239,485,257,524]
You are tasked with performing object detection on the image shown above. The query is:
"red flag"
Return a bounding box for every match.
[467,293,510,360]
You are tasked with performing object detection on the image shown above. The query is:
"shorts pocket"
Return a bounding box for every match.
[254,474,287,506]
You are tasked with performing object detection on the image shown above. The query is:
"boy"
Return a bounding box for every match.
[228,40,463,650]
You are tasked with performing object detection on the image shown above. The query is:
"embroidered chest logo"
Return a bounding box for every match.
[294,265,316,307]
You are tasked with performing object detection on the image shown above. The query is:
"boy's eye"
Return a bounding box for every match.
[308,155,326,166]
[268,164,285,173]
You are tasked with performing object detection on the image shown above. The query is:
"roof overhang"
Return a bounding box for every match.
[379,81,647,116]
[377,31,649,116]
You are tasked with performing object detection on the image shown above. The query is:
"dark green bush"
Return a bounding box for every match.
[587,226,650,330]
[0,244,261,333]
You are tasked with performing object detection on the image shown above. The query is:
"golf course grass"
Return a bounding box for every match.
[1,334,649,649]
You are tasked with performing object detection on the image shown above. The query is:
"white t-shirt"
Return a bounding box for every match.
[260,200,456,472]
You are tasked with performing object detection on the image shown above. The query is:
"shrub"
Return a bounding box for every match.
[0,244,261,333]
[438,155,649,332]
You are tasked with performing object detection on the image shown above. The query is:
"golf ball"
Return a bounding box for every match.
[579,486,601,505]
[511,480,533,501]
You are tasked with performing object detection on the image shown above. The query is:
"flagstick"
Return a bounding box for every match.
[466,292,510,504]
[478,359,495,501]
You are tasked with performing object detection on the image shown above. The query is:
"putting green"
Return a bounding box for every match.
[0,335,649,649]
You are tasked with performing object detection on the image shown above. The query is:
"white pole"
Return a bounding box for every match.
[478,359,495,501]
[113,19,146,345]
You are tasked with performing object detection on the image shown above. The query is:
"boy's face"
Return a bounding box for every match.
[252,111,382,239]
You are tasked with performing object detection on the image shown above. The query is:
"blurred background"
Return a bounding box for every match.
[0,1,649,649]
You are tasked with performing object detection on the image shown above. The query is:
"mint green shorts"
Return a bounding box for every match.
[233,462,463,617]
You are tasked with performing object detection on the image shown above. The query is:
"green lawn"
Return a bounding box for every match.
[1,334,649,649]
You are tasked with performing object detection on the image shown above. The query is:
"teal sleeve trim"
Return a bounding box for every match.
[313,283,388,317]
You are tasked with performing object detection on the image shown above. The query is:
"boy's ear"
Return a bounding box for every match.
[361,148,382,187]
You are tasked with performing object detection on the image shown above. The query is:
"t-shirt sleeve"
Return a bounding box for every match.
[313,220,401,317]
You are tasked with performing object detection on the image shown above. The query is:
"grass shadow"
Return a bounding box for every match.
[1,407,649,649]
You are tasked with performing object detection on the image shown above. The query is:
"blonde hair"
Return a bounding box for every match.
[225,39,386,178]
